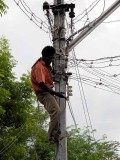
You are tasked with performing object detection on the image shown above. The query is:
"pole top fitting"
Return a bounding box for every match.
[43,1,49,10]
[69,3,75,18]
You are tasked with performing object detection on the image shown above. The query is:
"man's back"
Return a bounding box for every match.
[31,59,54,92]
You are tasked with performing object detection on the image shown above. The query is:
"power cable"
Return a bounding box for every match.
[70,76,120,95]
[67,99,78,129]
[69,56,120,83]
[0,124,25,155]
[68,21,95,138]
[71,49,95,139]
[74,0,101,24]
[70,75,120,95]
[74,55,120,62]
[78,63,120,94]
[21,0,49,29]
[69,60,89,127]
[44,9,54,35]
[13,0,49,33]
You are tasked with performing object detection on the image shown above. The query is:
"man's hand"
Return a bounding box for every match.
[39,82,66,99]
[55,92,66,99]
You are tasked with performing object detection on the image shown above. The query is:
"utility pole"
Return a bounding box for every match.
[43,0,67,159]
[52,1,75,159]
[43,0,75,159]
[53,0,67,159]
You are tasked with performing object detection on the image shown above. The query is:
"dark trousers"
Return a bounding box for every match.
[36,92,61,139]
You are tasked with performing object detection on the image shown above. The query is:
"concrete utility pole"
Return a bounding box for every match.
[53,0,67,159]
[43,1,75,159]
[52,1,75,159]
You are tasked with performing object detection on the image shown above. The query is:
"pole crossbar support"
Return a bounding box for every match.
[43,1,75,17]
[67,0,120,52]
[44,3,75,11]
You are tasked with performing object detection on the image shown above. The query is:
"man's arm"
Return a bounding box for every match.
[39,82,66,99]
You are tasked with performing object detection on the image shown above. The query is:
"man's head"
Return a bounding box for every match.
[42,46,55,65]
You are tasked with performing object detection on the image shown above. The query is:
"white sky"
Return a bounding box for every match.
[1,0,120,143]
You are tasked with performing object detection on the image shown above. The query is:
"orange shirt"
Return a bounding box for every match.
[31,59,54,92]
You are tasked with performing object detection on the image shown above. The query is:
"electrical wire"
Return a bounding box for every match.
[70,0,106,40]
[67,21,95,137]
[21,0,49,29]
[0,124,26,155]
[71,49,95,139]
[70,75,120,95]
[73,55,120,62]
[83,62,120,85]
[73,0,101,24]
[77,63,120,94]
[67,99,78,129]
[13,0,49,33]
[44,9,54,35]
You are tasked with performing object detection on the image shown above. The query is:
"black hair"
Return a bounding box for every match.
[42,46,55,57]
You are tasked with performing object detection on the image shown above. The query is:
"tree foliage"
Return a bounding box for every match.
[0,37,55,160]
[0,0,8,16]
[67,127,120,160]
[0,36,120,159]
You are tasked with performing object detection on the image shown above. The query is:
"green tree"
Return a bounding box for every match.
[0,0,8,16]
[0,36,120,160]
[67,127,120,160]
[0,37,55,160]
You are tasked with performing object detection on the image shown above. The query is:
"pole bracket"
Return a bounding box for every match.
[43,2,75,17]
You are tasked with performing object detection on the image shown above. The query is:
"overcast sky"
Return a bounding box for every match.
[1,0,120,143]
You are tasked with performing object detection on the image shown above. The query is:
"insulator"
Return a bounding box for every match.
[43,1,49,10]
[69,11,75,18]
[67,85,73,96]
[68,86,72,89]
[68,93,73,96]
